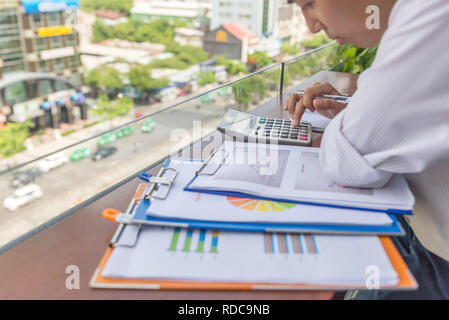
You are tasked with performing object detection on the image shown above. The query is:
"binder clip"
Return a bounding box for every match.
[141,167,178,201]
[196,149,229,176]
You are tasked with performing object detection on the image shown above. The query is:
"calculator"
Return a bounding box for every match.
[217,109,312,146]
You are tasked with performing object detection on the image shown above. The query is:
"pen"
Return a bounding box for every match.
[294,91,352,104]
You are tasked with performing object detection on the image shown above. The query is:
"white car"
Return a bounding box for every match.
[37,152,69,173]
[3,184,43,212]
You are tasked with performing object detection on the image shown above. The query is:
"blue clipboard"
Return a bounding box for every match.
[121,158,405,236]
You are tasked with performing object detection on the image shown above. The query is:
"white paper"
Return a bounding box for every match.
[149,159,393,226]
[102,226,399,286]
[190,142,415,211]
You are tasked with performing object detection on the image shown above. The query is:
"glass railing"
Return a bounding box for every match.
[0,42,337,251]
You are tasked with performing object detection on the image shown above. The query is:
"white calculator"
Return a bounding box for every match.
[217,109,312,146]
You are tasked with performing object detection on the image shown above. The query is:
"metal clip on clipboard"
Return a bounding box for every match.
[143,167,178,200]
[196,148,229,176]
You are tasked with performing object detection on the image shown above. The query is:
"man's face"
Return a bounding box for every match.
[295,0,385,48]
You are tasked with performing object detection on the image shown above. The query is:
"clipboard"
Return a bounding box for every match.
[102,159,405,237]
[184,149,413,216]
[90,184,417,291]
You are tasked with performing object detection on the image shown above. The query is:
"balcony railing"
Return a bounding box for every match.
[0,42,338,251]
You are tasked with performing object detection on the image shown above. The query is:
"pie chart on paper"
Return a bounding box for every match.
[226,196,296,212]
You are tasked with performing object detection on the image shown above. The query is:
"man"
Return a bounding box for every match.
[286,0,449,299]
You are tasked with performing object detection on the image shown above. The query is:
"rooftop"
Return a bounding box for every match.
[222,22,259,43]
[94,10,127,20]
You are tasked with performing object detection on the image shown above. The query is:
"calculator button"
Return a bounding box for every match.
[290,134,298,139]
[300,136,308,141]
[281,134,289,138]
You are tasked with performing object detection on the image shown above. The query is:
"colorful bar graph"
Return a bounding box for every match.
[183,229,193,252]
[168,227,181,252]
[196,230,206,253]
[306,235,318,254]
[210,230,219,253]
[278,233,289,254]
[292,234,302,254]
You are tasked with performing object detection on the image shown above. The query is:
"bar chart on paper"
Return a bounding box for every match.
[264,233,319,255]
[168,228,219,254]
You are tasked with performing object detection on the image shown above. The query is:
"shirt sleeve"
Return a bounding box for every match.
[319,0,449,188]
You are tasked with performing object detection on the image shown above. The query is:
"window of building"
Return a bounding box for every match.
[53,58,64,72]
[54,80,70,92]
[69,55,79,69]
[34,38,46,52]
[4,82,28,105]
[50,36,62,49]
[31,13,44,28]
[66,34,75,46]
[38,60,49,72]
[37,79,53,96]
[47,12,61,26]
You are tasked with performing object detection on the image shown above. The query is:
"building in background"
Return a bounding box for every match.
[210,0,278,39]
[94,10,127,27]
[203,22,259,62]
[0,0,86,130]
[0,0,83,86]
[0,71,87,131]
[130,1,210,28]
[276,0,311,44]
[174,27,204,47]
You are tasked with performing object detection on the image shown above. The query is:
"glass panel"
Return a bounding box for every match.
[0,64,282,248]
[281,42,337,103]
[4,82,27,105]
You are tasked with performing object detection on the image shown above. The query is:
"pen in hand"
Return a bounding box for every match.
[294,91,352,104]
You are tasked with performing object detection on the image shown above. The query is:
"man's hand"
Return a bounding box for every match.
[284,82,348,127]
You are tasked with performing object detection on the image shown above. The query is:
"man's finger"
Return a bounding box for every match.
[292,99,306,127]
[287,94,300,116]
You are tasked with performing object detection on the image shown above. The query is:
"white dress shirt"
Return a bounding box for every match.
[320,0,449,261]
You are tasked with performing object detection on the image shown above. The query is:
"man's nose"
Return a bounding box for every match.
[304,13,325,34]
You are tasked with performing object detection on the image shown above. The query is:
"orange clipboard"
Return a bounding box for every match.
[90,185,418,291]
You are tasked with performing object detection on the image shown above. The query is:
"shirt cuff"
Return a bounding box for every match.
[319,110,393,188]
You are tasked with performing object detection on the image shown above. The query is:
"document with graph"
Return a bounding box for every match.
[100,225,400,286]
[148,158,394,227]
[186,141,415,213]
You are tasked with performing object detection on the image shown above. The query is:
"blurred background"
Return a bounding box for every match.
[0,0,377,250]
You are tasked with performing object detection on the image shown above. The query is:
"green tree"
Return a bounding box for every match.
[92,19,112,43]
[248,51,273,68]
[80,0,133,14]
[150,57,189,70]
[329,44,378,74]
[231,75,268,110]
[281,42,300,55]
[0,120,34,158]
[91,94,133,125]
[101,66,124,90]
[128,65,170,91]
[198,72,216,86]
[213,55,246,75]
[114,20,136,41]
[300,32,331,49]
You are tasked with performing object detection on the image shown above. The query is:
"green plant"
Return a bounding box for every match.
[0,120,34,158]
[329,44,378,74]
[198,72,216,86]
[61,129,76,136]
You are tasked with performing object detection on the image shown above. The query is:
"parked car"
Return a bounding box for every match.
[70,147,91,161]
[92,146,117,161]
[37,152,69,173]
[10,167,42,189]
[115,126,134,139]
[97,133,116,146]
[3,184,43,212]
[141,118,155,133]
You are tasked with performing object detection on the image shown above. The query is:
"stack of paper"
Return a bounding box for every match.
[102,225,400,287]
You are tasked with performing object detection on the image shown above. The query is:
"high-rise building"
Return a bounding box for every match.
[0,0,82,86]
[210,0,278,39]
